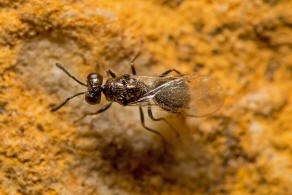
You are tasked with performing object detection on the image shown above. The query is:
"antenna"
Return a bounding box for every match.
[55,63,87,86]
[51,91,87,112]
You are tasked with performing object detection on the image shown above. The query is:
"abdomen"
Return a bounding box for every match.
[152,77,190,113]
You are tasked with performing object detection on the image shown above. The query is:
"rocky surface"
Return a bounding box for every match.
[0,0,292,194]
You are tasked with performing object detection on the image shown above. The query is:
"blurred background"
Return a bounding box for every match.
[0,0,291,194]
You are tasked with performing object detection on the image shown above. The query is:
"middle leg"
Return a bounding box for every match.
[129,38,143,75]
[159,69,183,77]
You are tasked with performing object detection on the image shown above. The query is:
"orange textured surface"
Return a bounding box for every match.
[0,0,292,194]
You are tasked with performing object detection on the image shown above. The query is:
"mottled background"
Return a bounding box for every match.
[0,0,292,194]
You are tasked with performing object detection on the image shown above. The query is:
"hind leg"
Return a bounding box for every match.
[147,104,180,138]
[139,105,167,153]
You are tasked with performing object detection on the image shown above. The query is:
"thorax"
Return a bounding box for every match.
[103,74,149,105]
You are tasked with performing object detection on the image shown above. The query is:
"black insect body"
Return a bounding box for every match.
[85,73,103,105]
[152,76,191,113]
[103,74,149,106]
[51,57,225,142]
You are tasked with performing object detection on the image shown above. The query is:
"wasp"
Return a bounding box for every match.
[51,53,225,141]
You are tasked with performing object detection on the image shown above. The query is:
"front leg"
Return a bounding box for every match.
[129,52,140,75]
[106,69,116,78]
[129,38,143,75]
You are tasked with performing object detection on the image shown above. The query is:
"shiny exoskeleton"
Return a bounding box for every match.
[152,77,190,113]
[51,56,183,143]
[51,47,226,151]
[103,74,149,106]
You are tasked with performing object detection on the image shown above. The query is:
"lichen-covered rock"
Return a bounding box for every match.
[0,0,292,194]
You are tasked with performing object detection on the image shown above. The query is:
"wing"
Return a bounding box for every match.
[129,74,225,117]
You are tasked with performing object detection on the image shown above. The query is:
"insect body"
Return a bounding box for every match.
[51,58,225,141]
[103,74,149,106]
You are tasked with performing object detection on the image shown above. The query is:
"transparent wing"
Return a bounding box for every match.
[181,74,225,116]
[129,74,225,117]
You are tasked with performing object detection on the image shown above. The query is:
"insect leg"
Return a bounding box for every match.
[129,38,143,75]
[51,91,87,112]
[130,63,137,75]
[55,63,87,86]
[129,52,140,75]
[139,106,167,147]
[147,104,180,138]
[106,69,116,78]
[159,69,183,77]
[74,102,112,123]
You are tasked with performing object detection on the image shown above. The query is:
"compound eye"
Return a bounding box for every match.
[87,73,103,86]
[88,73,98,80]
[85,93,101,105]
